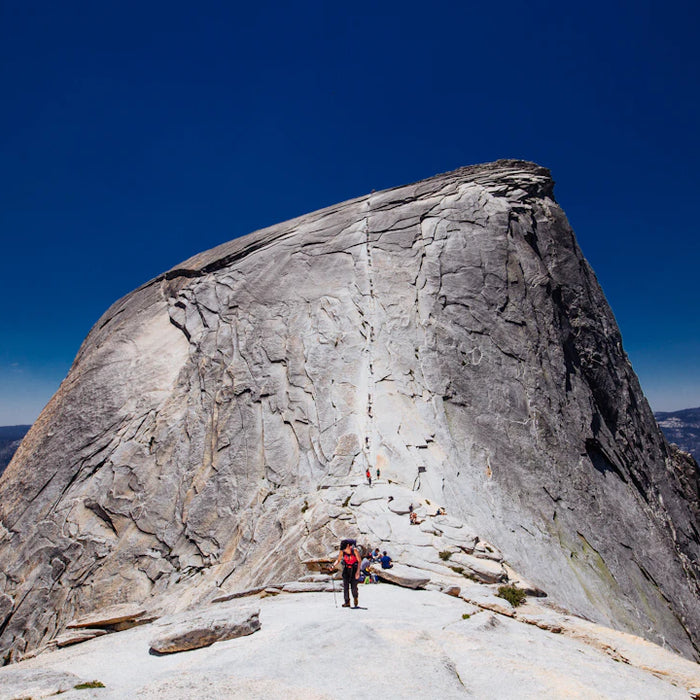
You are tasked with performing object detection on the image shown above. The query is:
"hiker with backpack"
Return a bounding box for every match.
[333,539,362,608]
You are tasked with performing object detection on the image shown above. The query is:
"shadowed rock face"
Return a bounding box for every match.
[0,160,698,662]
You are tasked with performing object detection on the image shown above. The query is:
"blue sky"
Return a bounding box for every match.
[1,0,698,424]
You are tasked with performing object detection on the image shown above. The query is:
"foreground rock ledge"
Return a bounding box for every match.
[149,603,260,654]
[1,588,698,699]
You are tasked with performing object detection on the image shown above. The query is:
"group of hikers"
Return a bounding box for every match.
[332,540,393,608]
[365,467,380,486]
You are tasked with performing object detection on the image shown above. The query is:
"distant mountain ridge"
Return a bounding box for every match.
[0,425,31,476]
[656,407,700,463]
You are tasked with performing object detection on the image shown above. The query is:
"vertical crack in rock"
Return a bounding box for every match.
[363,209,376,472]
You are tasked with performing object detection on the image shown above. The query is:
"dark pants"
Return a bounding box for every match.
[342,565,359,604]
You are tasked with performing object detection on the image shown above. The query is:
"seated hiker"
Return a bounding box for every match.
[360,554,376,582]
[380,551,393,569]
[409,511,418,525]
[371,547,381,562]
[333,539,361,608]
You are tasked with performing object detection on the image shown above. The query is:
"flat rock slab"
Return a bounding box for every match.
[449,552,506,583]
[472,541,504,562]
[518,610,565,633]
[0,668,83,700]
[388,501,420,515]
[350,484,394,506]
[459,591,516,618]
[282,581,333,593]
[150,603,260,654]
[211,586,269,603]
[67,602,148,629]
[301,558,335,573]
[432,515,464,529]
[52,627,108,648]
[298,574,331,583]
[374,563,430,589]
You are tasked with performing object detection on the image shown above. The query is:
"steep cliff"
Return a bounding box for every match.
[1,160,698,662]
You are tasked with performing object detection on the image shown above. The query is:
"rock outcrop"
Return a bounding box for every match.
[149,602,260,654]
[0,160,698,663]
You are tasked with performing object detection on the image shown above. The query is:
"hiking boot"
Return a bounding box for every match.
[353,597,358,607]
[342,602,351,608]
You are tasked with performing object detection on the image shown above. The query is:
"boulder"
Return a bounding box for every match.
[374,564,430,589]
[149,604,260,654]
[301,558,336,573]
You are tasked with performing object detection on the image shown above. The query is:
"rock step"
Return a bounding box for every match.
[67,603,150,630]
[149,604,261,654]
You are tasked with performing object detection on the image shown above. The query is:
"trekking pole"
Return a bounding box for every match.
[331,569,338,608]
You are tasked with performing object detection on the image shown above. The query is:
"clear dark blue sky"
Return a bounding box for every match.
[1,1,698,424]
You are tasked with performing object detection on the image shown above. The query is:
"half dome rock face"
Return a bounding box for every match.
[0,160,698,662]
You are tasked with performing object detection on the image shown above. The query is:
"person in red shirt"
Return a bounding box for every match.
[333,539,362,608]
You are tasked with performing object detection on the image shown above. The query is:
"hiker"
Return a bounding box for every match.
[366,468,372,486]
[380,551,393,569]
[376,467,380,480]
[409,511,418,525]
[360,554,376,583]
[371,547,381,562]
[361,553,372,580]
[334,539,361,608]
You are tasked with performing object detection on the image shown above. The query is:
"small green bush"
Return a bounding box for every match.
[449,566,464,575]
[342,495,351,508]
[439,550,452,561]
[496,585,527,607]
[74,680,106,689]
[301,500,308,513]
[462,613,470,620]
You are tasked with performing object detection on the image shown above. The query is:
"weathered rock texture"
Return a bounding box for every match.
[0,160,698,662]
[149,602,260,654]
